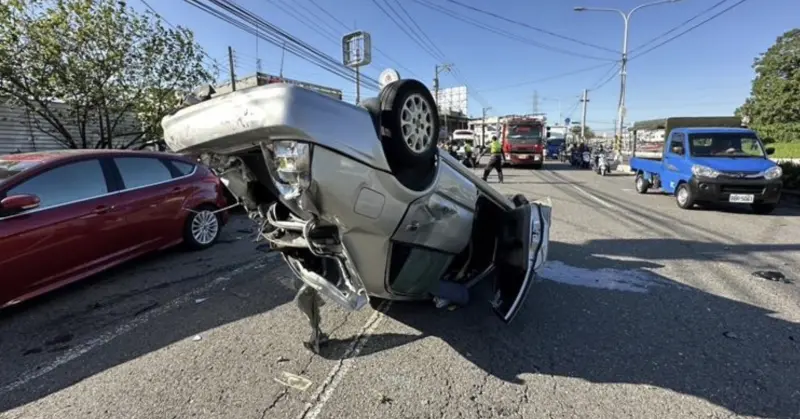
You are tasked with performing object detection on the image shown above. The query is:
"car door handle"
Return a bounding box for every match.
[171,186,185,193]
[93,205,114,214]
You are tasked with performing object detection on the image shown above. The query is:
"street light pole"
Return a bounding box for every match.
[434,63,453,137]
[574,0,681,151]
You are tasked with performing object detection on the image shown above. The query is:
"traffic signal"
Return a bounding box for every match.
[546,126,551,138]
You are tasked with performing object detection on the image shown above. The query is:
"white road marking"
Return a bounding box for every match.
[0,256,273,396]
[569,183,614,209]
[299,300,392,419]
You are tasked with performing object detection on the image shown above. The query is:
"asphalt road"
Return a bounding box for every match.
[1,160,799,419]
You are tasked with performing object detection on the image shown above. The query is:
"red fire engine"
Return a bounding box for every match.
[499,115,546,169]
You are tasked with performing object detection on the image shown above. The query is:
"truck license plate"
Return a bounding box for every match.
[516,154,529,159]
[729,194,755,203]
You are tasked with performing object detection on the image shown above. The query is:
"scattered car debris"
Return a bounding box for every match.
[276,356,290,363]
[751,270,792,284]
[195,298,208,304]
[191,335,203,342]
[723,331,741,340]
[274,372,312,391]
[378,393,393,404]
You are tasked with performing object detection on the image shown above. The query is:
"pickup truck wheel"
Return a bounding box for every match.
[675,184,695,209]
[634,173,649,194]
[751,203,776,215]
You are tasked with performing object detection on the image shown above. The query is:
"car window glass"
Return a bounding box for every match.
[7,159,108,209]
[115,157,173,189]
[171,161,195,176]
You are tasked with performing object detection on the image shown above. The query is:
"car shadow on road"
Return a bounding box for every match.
[335,240,800,419]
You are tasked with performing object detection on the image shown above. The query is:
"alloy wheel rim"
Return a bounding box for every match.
[191,210,219,245]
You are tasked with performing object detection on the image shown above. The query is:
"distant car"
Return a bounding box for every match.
[0,149,229,308]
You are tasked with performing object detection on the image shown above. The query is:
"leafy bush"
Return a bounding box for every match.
[770,142,800,158]
[780,161,800,190]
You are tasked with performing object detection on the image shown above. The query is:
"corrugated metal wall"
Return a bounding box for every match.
[0,102,144,155]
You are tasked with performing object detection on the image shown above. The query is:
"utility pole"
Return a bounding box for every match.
[355,45,361,103]
[228,46,237,91]
[279,42,286,78]
[580,89,589,141]
[481,106,491,146]
[574,0,681,150]
[434,64,453,136]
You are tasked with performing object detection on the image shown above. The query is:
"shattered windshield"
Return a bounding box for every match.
[689,133,766,158]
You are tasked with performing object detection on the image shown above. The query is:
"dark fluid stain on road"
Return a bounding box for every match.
[47,344,71,353]
[751,271,792,284]
[22,347,43,356]
[44,333,74,346]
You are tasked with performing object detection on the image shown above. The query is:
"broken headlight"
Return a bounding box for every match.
[261,140,312,202]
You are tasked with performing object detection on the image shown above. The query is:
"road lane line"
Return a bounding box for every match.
[568,183,614,209]
[0,255,276,396]
[299,300,392,419]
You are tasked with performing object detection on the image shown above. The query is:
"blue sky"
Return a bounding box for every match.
[135,0,797,132]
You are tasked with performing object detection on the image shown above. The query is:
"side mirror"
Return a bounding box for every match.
[671,146,684,155]
[0,194,41,213]
[766,147,775,155]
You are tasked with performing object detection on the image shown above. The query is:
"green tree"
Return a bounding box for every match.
[570,124,595,139]
[736,28,800,144]
[0,0,216,149]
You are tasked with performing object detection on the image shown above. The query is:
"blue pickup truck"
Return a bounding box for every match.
[629,117,783,214]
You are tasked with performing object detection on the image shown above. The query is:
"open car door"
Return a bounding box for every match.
[492,201,551,323]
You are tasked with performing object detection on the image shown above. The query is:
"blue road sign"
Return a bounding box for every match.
[564,117,571,125]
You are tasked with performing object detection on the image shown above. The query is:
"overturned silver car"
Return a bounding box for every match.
[161,73,552,352]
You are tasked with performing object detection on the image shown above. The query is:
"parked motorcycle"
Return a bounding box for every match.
[162,73,553,353]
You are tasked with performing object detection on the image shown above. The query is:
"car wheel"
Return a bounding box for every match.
[379,79,440,169]
[674,183,695,209]
[184,204,222,250]
[634,173,649,194]
[751,203,776,215]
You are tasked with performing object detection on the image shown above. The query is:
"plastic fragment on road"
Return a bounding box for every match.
[195,298,208,304]
[751,270,792,284]
[192,335,202,341]
[274,372,312,391]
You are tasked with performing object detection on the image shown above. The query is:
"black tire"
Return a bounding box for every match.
[674,183,695,209]
[634,173,649,194]
[379,79,440,169]
[183,204,222,250]
[751,203,777,215]
[533,163,543,170]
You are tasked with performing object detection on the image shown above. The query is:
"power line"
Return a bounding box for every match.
[140,0,228,74]
[370,0,443,62]
[477,63,612,93]
[629,0,750,61]
[629,0,730,54]
[589,63,620,91]
[306,0,420,78]
[436,0,619,54]
[371,0,490,109]
[185,0,381,90]
[410,0,616,62]
[390,0,447,61]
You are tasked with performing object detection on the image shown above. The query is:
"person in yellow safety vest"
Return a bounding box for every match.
[463,140,473,166]
[481,136,504,183]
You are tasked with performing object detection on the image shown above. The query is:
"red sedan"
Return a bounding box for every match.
[0,149,230,308]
